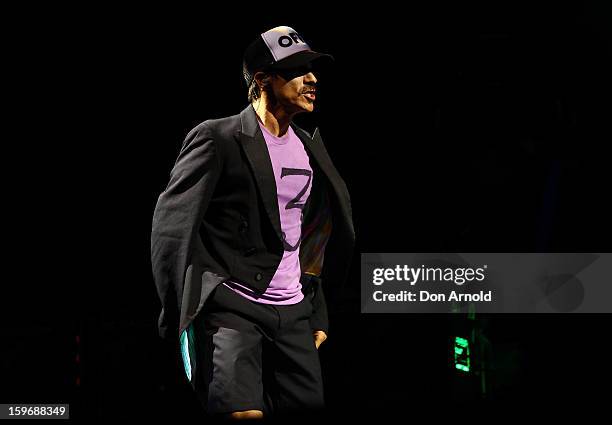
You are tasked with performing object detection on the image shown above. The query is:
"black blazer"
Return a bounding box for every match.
[151,104,355,344]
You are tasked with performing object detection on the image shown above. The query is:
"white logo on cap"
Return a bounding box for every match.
[261,26,311,62]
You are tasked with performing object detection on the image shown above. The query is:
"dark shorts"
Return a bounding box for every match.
[189,283,325,417]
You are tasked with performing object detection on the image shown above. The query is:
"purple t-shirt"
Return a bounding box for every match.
[223,119,312,305]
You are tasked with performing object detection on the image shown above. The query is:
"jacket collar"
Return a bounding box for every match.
[239,104,315,140]
[239,103,263,138]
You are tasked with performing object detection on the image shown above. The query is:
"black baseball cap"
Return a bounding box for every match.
[243,26,334,86]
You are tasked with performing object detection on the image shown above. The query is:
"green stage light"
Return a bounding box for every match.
[454,336,470,373]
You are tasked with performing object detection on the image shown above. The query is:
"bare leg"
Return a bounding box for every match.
[226,409,264,420]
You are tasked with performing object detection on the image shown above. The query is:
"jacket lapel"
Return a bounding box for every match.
[292,124,353,235]
[236,105,283,243]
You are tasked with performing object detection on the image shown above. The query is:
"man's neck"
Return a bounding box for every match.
[253,101,294,137]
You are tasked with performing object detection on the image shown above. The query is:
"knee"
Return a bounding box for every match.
[226,409,264,420]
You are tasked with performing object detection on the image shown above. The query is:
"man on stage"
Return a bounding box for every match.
[151,25,355,419]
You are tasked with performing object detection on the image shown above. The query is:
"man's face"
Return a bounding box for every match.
[268,65,318,114]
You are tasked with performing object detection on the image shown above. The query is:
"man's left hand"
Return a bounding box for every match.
[313,330,327,349]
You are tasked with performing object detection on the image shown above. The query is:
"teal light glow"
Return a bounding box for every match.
[180,324,196,382]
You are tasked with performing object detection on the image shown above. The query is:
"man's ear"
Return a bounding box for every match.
[254,72,271,90]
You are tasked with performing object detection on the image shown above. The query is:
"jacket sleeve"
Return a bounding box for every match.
[151,122,222,341]
[307,275,329,334]
[300,165,334,335]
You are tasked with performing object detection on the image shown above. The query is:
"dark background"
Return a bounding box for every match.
[3,2,612,421]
